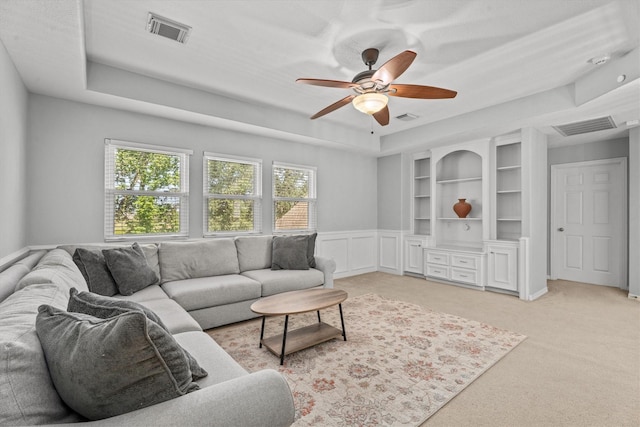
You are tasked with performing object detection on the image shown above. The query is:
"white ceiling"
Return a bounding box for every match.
[0,0,638,155]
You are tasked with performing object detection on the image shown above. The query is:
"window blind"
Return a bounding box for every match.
[204,153,262,235]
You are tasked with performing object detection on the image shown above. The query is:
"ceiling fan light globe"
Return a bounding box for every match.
[352,93,388,115]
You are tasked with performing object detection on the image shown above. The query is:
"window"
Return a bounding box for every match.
[204,153,262,235]
[272,162,317,232]
[104,139,191,240]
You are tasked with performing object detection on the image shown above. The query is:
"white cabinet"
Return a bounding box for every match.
[424,247,484,288]
[404,236,426,274]
[486,241,518,292]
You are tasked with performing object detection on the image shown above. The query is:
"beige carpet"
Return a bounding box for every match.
[334,273,640,427]
[209,293,525,425]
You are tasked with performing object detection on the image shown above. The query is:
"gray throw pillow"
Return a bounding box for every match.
[67,288,207,380]
[271,235,310,270]
[72,248,119,296]
[306,232,318,268]
[102,243,159,296]
[35,305,199,421]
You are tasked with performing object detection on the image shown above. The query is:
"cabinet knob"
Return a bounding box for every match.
[558,227,565,232]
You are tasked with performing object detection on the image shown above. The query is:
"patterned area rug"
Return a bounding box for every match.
[208,293,526,426]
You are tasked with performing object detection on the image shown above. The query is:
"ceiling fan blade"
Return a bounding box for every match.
[310,95,355,119]
[371,50,416,85]
[389,84,457,99]
[373,105,390,126]
[296,78,357,89]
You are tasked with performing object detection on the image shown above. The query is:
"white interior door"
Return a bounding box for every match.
[551,158,627,288]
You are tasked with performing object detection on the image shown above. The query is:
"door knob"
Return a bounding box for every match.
[558,227,564,232]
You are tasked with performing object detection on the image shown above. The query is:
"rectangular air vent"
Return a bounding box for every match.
[147,13,191,44]
[396,113,419,121]
[552,116,616,137]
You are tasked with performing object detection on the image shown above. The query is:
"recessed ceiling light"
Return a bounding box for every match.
[588,55,610,65]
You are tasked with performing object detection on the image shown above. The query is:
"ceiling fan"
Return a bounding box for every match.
[296,48,457,126]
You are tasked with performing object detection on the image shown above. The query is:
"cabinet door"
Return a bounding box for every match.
[487,245,518,291]
[404,239,424,274]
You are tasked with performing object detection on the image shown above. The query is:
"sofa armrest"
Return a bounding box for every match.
[46,369,295,427]
[314,256,336,288]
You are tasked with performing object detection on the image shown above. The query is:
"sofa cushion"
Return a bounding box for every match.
[35,305,200,421]
[72,248,118,296]
[139,298,203,334]
[174,331,248,388]
[162,275,261,311]
[102,243,160,296]
[0,250,47,303]
[0,284,83,425]
[15,249,88,293]
[67,288,207,380]
[159,239,240,282]
[235,235,273,272]
[271,235,310,270]
[242,268,324,297]
[113,284,169,302]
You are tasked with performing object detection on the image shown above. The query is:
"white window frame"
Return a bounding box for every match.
[104,139,192,241]
[203,153,263,236]
[272,161,317,233]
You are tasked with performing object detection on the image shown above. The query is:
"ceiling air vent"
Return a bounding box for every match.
[552,116,616,137]
[147,13,191,44]
[396,113,419,121]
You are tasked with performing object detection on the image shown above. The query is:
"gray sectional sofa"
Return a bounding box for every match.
[0,235,336,426]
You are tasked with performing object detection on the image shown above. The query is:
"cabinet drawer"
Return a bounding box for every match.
[451,254,478,269]
[451,267,479,285]
[426,251,449,265]
[426,264,449,279]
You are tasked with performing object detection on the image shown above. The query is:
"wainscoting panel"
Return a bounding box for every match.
[378,230,402,275]
[316,231,378,278]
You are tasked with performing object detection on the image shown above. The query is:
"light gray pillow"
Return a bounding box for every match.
[35,305,199,421]
[271,235,310,270]
[72,248,118,296]
[67,288,207,380]
[102,243,159,296]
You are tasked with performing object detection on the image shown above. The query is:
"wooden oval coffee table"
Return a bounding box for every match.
[250,288,348,365]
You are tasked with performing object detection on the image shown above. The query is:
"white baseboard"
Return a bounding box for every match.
[525,286,549,301]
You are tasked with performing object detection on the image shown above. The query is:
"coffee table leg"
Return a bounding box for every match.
[259,316,266,348]
[280,315,289,365]
[339,303,347,341]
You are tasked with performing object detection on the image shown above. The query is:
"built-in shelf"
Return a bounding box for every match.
[497,165,521,171]
[412,154,432,236]
[438,217,482,221]
[496,141,522,241]
[436,176,482,184]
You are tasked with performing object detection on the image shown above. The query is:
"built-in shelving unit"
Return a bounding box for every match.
[412,154,431,235]
[495,141,522,240]
[434,148,486,248]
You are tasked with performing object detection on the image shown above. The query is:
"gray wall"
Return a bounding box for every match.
[25,94,378,246]
[377,154,402,230]
[0,40,28,260]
